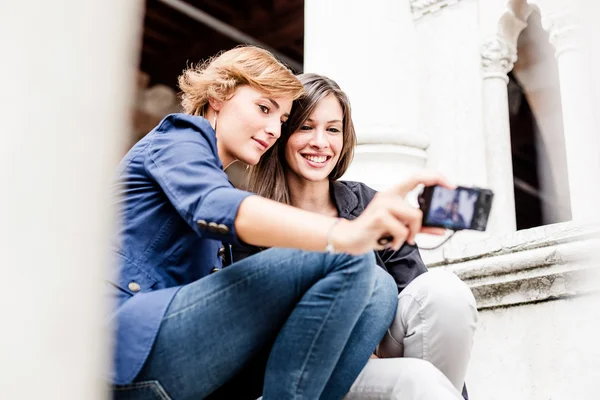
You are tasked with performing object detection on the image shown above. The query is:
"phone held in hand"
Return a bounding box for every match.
[418,185,494,231]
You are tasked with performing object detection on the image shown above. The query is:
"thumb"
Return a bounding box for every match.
[391,170,455,197]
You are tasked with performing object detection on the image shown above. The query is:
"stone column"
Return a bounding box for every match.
[543,10,600,222]
[481,35,518,234]
[0,0,143,398]
[304,0,429,191]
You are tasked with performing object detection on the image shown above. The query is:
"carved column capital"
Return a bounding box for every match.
[481,35,517,82]
[542,10,582,58]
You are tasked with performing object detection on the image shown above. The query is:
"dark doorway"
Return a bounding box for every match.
[508,73,543,230]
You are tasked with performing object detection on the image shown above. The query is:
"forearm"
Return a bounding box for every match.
[235,195,343,252]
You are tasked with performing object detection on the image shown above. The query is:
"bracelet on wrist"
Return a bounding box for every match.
[325,218,342,253]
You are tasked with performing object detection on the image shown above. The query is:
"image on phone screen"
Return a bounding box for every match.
[425,186,480,230]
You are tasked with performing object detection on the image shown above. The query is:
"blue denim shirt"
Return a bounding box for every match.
[108,113,253,385]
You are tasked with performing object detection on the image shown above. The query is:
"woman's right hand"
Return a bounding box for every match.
[331,171,454,255]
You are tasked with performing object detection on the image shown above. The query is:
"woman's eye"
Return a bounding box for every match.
[259,105,270,114]
[300,125,312,131]
[328,127,341,133]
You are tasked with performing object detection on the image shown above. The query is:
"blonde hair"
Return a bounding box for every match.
[248,73,357,204]
[178,45,304,116]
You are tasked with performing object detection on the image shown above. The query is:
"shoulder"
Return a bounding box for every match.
[154,113,214,137]
[338,180,378,203]
[333,181,378,217]
[147,113,220,162]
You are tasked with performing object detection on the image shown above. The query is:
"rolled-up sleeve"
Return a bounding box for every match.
[144,115,254,244]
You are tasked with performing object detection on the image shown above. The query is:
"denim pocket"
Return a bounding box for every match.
[113,380,172,400]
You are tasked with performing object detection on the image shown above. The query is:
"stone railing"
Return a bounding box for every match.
[429,221,600,309]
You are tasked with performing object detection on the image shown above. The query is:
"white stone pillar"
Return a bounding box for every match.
[0,1,143,398]
[304,0,428,191]
[542,10,600,222]
[481,35,519,234]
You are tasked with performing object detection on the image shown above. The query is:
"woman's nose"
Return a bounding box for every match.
[264,119,281,139]
[309,129,328,149]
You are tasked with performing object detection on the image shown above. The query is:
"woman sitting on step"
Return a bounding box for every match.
[233,73,479,399]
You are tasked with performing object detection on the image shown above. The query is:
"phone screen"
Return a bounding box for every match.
[423,186,482,230]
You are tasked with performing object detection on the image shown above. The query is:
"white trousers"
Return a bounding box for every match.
[345,270,478,399]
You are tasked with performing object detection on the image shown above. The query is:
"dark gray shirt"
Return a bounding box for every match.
[331,180,427,293]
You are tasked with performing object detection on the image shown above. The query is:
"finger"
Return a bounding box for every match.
[391,170,455,197]
[378,216,409,251]
[379,227,446,246]
[405,209,423,245]
[376,194,420,222]
[384,200,422,245]
[420,227,447,236]
[392,224,410,251]
[377,235,393,247]
[434,176,456,190]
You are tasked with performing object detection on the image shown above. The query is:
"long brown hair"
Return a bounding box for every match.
[247,73,357,204]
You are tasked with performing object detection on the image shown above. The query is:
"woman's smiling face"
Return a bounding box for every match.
[284,94,344,182]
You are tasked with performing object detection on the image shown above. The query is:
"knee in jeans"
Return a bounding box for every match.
[330,251,376,276]
[346,251,377,267]
[328,251,378,294]
[375,268,400,307]
[370,267,400,320]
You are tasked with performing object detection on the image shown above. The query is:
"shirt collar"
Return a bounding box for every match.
[331,181,360,220]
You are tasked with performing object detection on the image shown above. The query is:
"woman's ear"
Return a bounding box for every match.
[208,97,222,112]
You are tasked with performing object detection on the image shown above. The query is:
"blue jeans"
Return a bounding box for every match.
[113,248,398,400]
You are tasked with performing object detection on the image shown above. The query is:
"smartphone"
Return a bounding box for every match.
[418,185,494,231]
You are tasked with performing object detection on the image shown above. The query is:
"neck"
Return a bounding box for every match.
[286,172,338,217]
[205,109,234,169]
[217,144,235,170]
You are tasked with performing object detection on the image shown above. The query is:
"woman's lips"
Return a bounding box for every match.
[301,154,332,168]
[252,138,268,150]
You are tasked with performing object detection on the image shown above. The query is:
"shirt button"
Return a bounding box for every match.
[197,220,208,230]
[216,224,229,235]
[218,246,225,257]
[128,282,141,292]
[208,222,219,232]
[211,267,220,274]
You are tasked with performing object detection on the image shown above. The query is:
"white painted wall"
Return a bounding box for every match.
[413,0,495,256]
[416,0,487,189]
[304,0,428,190]
[434,221,600,399]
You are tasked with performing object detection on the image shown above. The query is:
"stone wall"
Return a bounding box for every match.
[432,222,600,399]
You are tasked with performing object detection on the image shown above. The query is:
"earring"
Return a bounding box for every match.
[213,113,218,132]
